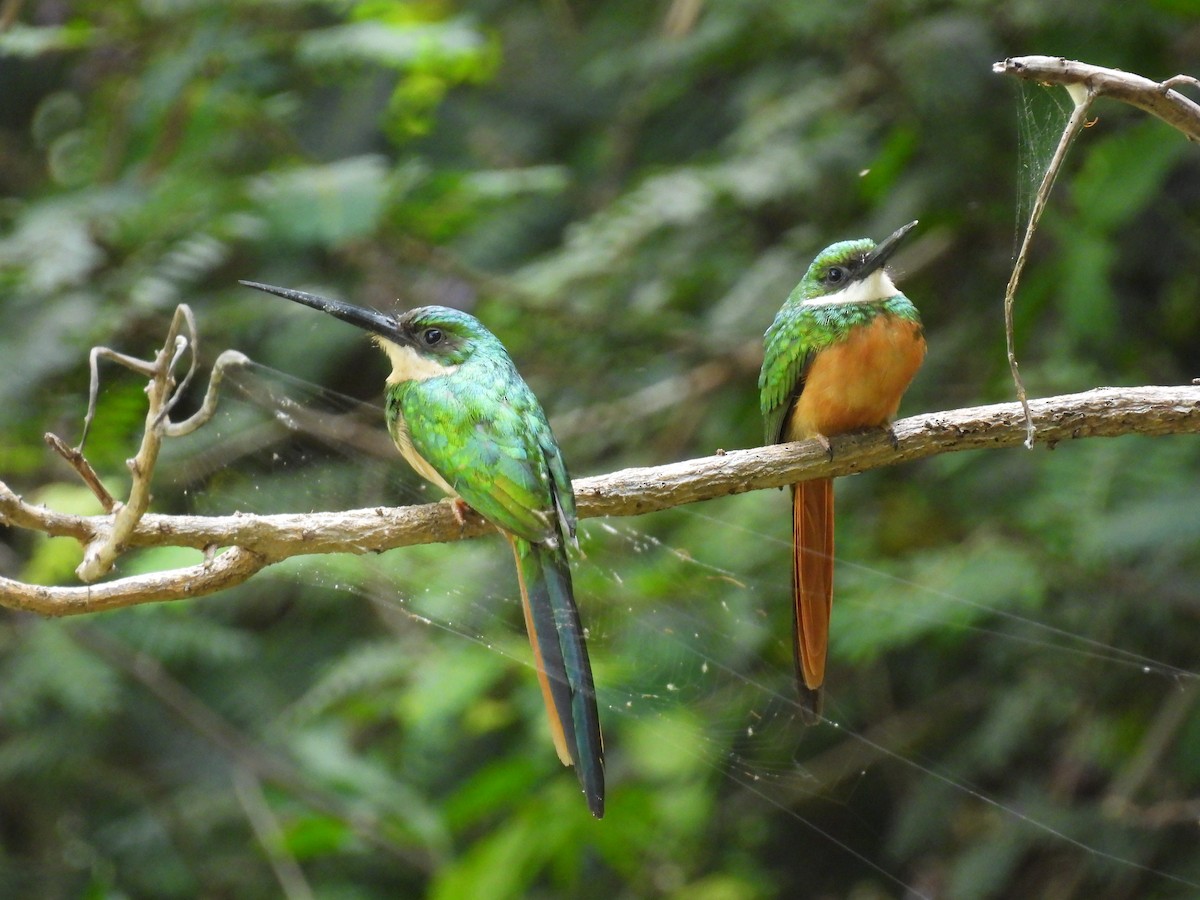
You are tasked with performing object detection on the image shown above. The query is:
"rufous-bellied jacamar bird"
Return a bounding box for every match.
[240,281,605,817]
[758,222,925,724]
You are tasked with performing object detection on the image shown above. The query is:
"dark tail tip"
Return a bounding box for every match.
[798,683,824,726]
[585,786,605,819]
[577,704,605,818]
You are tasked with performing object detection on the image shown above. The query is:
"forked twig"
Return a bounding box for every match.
[993,56,1200,446]
[76,306,192,581]
[72,305,249,582]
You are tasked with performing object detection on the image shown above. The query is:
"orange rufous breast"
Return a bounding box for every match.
[786,314,926,440]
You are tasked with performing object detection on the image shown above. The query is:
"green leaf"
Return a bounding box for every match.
[249,156,391,247]
[281,813,354,859]
[297,19,485,71]
[0,624,121,721]
[0,22,92,58]
[1072,120,1188,230]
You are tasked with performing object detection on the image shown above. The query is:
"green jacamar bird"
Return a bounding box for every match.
[240,281,605,817]
[758,222,925,724]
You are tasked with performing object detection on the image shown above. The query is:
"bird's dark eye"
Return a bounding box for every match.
[825,266,845,285]
[421,327,443,347]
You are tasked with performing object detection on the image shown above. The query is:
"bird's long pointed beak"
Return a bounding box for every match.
[240,280,401,342]
[860,220,918,277]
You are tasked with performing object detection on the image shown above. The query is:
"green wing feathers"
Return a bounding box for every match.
[759,307,816,444]
[396,377,565,543]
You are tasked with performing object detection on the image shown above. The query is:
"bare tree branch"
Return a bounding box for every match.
[0,546,267,615]
[3,384,1198,615]
[994,56,1200,143]
[68,305,251,585]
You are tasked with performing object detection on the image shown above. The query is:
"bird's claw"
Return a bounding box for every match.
[885,426,899,450]
[450,498,472,530]
[815,434,834,462]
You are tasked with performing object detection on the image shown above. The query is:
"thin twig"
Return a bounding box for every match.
[80,346,157,451]
[161,349,251,437]
[1161,74,1200,94]
[0,0,25,32]
[232,769,317,900]
[153,305,200,428]
[44,432,116,512]
[77,310,190,581]
[1002,83,1094,448]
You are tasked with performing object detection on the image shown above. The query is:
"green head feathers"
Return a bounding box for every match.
[790,220,917,305]
[392,305,505,370]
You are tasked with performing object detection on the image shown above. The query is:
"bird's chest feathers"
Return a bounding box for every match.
[388,410,458,498]
[377,339,460,497]
[786,313,925,439]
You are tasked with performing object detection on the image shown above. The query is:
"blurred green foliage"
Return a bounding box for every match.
[2,1,1200,897]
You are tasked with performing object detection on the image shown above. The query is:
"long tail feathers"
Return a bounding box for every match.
[793,477,833,725]
[510,536,605,818]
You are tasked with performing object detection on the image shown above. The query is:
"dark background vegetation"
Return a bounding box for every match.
[2,1,1200,897]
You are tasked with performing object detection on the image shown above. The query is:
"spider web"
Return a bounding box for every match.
[146,359,1200,897]
[1013,79,1078,253]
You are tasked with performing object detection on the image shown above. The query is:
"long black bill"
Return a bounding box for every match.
[239,280,400,341]
[860,220,918,277]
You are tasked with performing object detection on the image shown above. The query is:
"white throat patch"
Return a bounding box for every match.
[374,337,457,385]
[805,270,899,309]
